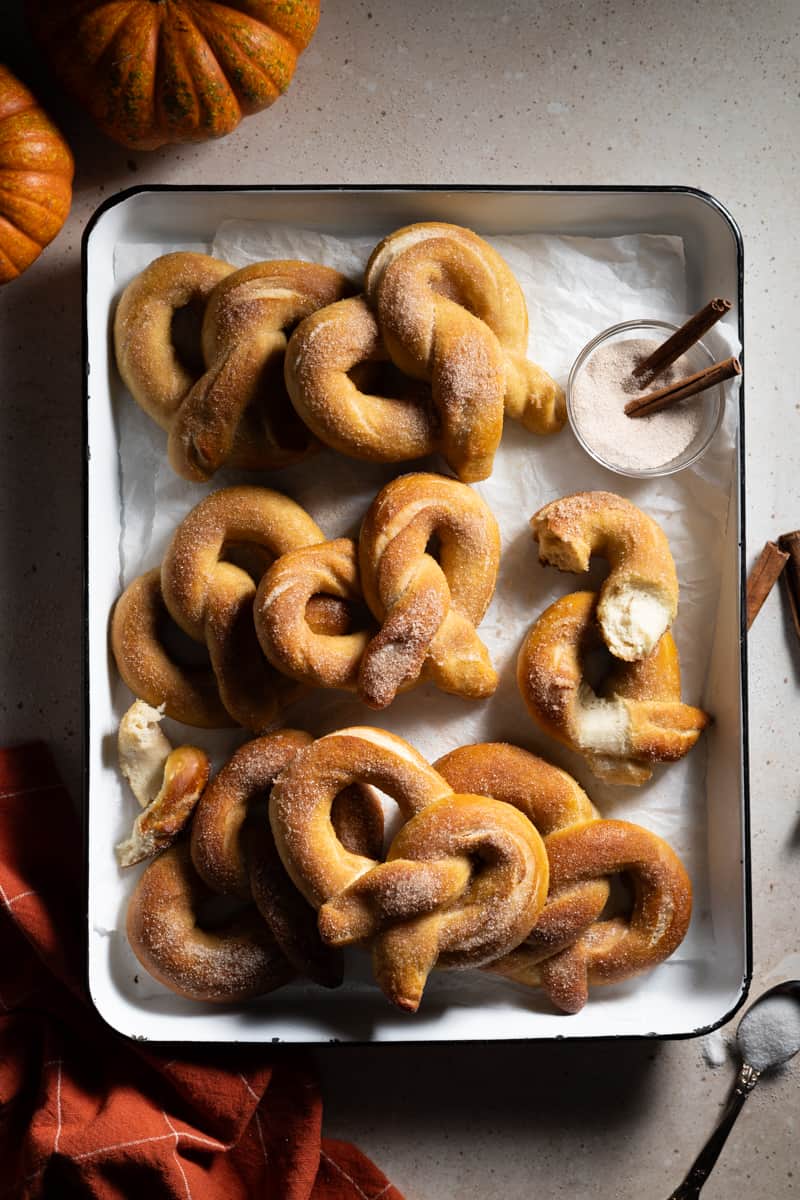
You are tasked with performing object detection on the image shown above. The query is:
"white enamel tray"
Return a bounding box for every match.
[84,187,749,1043]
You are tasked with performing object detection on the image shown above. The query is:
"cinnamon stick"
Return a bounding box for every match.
[632,298,733,382]
[746,540,789,629]
[625,356,741,419]
[777,530,800,641]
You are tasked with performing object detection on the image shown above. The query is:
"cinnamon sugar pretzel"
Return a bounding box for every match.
[254,471,502,711]
[361,221,565,480]
[168,260,352,480]
[488,817,693,1014]
[189,730,383,988]
[111,486,348,730]
[126,841,295,1004]
[517,591,709,785]
[285,295,438,463]
[111,568,233,729]
[114,251,234,427]
[269,727,549,1012]
[530,491,680,661]
[114,253,351,481]
[434,741,693,1013]
[254,537,373,694]
[357,472,501,709]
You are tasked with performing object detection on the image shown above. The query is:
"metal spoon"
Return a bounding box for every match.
[667,980,800,1199]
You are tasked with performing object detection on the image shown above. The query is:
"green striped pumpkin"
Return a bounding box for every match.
[28,0,320,150]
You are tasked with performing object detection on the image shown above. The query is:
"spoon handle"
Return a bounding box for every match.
[667,1063,761,1200]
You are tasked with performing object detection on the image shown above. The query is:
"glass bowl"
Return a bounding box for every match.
[566,319,726,478]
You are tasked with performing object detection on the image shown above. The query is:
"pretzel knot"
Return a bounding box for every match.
[114,251,234,428]
[114,253,352,482]
[254,536,373,694]
[362,222,565,481]
[127,842,295,1004]
[284,295,439,464]
[530,491,680,661]
[489,819,693,1014]
[434,742,693,1013]
[357,472,501,709]
[189,731,383,988]
[111,568,232,729]
[111,486,349,730]
[517,591,709,785]
[269,728,549,1012]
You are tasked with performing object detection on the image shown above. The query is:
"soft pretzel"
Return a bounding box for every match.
[484,819,693,1014]
[160,485,329,729]
[363,221,565,480]
[285,295,438,463]
[126,842,294,1004]
[530,491,680,661]
[270,727,451,906]
[190,730,383,988]
[191,731,313,899]
[115,701,210,868]
[114,251,234,428]
[517,591,709,784]
[357,472,501,709]
[167,260,352,481]
[319,794,549,1013]
[269,727,549,1012]
[114,253,352,481]
[111,568,234,729]
[254,537,373,692]
[434,741,599,835]
[434,742,692,1012]
[111,486,348,730]
[435,741,609,969]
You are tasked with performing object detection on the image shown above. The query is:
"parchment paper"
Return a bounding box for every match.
[111,223,742,968]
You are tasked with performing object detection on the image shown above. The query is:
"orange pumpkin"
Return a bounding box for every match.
[0,65,74,285]
[28,0,321,151]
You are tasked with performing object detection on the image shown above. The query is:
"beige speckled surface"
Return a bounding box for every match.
[1,0,798,1195]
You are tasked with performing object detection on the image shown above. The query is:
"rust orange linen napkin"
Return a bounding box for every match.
[0,743,403,1200]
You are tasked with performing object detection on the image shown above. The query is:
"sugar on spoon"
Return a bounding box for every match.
[667,980,800,1199]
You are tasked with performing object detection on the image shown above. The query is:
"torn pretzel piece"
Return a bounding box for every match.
[116,745,210,868]
[118,699,174,808]
[116,699,210,867]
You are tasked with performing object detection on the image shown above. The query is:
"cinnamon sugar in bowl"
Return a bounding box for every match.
[566,320,725,478]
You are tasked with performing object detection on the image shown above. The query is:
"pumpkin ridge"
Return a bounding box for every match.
[0,141,73,171]
[0,172,73,203]
[191,5,296,56]
[0,125,75,165]
[0,93,35,122]
[0,214,40,271]
[0,177,71,207]
[79,2,144,67]
[221,0,319,51]
[0,153,74,176]
[159,5,238,138]
[161,6,204,127]
[0,247,20,278]
[95,6,161,145]
[0,183,69,225]
[0,123,65,147]
[0,64,73,283]
[190,10,292,105]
